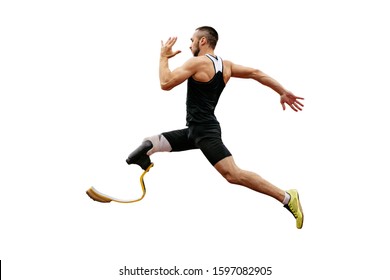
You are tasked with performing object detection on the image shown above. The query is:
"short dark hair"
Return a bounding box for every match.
[196,26,219,49]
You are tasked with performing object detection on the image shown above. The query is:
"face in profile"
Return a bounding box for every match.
[190,32,201,57]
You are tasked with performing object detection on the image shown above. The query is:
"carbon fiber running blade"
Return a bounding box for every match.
[86,187,113,203]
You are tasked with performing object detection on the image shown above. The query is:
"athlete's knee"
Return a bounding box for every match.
[220,167,242,185]
[143,134,172,156]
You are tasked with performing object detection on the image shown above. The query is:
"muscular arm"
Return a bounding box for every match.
[159,57,196,91]
[159,37,198,91]
[230,63,287,96]
[228,61,304,111]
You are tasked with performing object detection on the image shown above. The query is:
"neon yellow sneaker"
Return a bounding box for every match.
[284,189,304,229]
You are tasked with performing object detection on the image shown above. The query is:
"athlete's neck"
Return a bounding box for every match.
[198,47,215,57]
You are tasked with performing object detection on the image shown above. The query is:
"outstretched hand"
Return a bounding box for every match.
[161,37,181,58]
[280,91,304,112]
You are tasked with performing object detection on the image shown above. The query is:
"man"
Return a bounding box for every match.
[126,26,304,229]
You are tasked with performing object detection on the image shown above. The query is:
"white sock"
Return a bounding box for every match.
[282,192,291,205]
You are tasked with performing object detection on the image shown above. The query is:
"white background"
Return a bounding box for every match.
[1,0,389,279]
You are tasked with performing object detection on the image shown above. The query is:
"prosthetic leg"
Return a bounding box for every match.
[86,141,154,203]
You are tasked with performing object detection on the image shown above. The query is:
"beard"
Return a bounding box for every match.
[192,42,200,57]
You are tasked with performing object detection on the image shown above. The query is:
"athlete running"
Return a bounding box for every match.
[126,26,304,229]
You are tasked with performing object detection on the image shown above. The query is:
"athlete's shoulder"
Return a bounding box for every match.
[222,59,233,66]
[183,56,208,66]
[221,59,234,71]
[183,56,215,73]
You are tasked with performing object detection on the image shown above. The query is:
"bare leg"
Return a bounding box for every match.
[214,156,285,203]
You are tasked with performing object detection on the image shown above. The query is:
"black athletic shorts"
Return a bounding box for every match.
[162,123,232,166]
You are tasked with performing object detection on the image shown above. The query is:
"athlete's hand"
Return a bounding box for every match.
[280,91,304,112]
[161,37,181,59]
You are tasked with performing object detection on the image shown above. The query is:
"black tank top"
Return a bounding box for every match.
[186,54,225,125]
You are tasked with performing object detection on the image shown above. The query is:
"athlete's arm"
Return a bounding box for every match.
[159,37,197,91]
[228,61,304,112]
[230,62,286,95]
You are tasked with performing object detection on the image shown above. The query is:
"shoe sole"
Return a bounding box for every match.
[296,192,304,229]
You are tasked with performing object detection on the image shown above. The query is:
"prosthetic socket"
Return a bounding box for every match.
[126,135,171,170]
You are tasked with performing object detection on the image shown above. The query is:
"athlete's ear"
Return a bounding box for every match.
[200,36,207,46]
